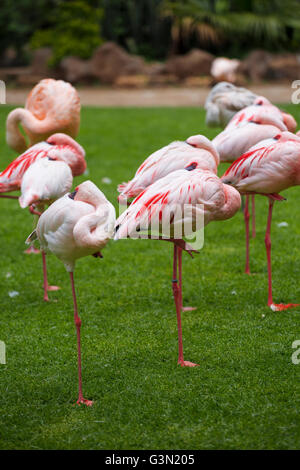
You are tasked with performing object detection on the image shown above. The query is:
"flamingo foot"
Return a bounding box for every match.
[24,246,40,255]
[270,303,300,312]
[181,306,197,312]
[47,285,60,292]
[178,359,199,367]
[75,398,93,407]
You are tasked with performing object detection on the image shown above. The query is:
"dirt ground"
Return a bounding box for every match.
[5,83,295,107]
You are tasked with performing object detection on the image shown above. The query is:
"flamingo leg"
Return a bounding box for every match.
[70,272,93,406]
[265,199,299,311]
[244,195,251,274]
[172,245,199,367]
[177,247,196,312]
[41,251,60,301]
[251,195,256,238]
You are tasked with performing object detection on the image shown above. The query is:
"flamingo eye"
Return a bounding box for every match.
[185,162,197,171]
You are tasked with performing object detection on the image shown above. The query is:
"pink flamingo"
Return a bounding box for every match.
[6,79,80,153]
[118,135,219,204]
[0,133,86,254]
[0,133,86,194]
[224,96,296,133]
[115,169,241,367]
[221,131,300,311]
[20,158,73,300]
[26,181,115,406]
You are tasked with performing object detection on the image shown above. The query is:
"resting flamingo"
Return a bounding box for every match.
[118,134,219,311]
[0,133,86,253]
[6,79,80,153]
[26,181,115,406]
[20,158,73,300]
[115,169,241,367]
[205,82,257,128]
[118,135,219,204]
[221,131,300,311]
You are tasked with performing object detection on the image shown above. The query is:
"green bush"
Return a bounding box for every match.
[30,0,103,66]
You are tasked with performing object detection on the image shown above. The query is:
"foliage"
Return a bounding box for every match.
[162,0,300,56]
[30,1,103,65]
[1,104,300,449]
[101,0,172,60]
[0,0,58,65]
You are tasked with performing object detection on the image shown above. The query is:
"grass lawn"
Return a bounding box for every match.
[0,104,300,450]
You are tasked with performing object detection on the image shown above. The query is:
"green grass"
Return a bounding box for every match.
[0,104,300,450]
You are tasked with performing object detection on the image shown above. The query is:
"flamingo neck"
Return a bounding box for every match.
[6,108,29,153]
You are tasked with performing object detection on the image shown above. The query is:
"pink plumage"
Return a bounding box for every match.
[115,169,240,367]
[0,133,86,193]
[118,135,219,203]
[6,79,81,153]
[221,131,300,311]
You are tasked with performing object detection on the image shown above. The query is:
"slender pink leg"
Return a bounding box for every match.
[244,195,251,274]
[70,272,93,406]
[265,199,299,311]
[172,245,199,367]
[251,195,256,238]
[41,251,60,301]
[178,246,196,312]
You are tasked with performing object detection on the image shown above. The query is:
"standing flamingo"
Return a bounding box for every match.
[205,82,257,128]
[20,158,73,301]
[118,134,219,311]
[6,79,80,153]
[118,135,219,204]
[26,181,115,405]
[221,131,300,311]
[115,169,241,367]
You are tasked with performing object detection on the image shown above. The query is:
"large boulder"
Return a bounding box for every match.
[89,42,146,84]
[60,56,92,83]
[238,50,273,81]
[165,49,215,79]
[30,48,53,76]
[267,53,300,80]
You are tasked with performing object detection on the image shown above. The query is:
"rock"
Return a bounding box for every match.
[238,50,272,81]
[184,76,211,87]
[30,48,53,76]
[114,75,150,88]
[268,53,300,80]
[89,42,146,84]
[165,49,215,79]
[60,56,91,83]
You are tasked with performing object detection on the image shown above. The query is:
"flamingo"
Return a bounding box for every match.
[205,82,257,128]
[6,79,80,153]
[26,181,116,406]
[118,134,219,204]
[0,133,86,254]
[0,133,86,194]
[221,131,300,311]
[118,134,219,311]
[20,158,73,301]
[210,58,241,84]
[115,169,241,367]
[224,96,296,134]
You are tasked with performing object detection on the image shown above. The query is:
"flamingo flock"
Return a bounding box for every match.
[1,78,300,406]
